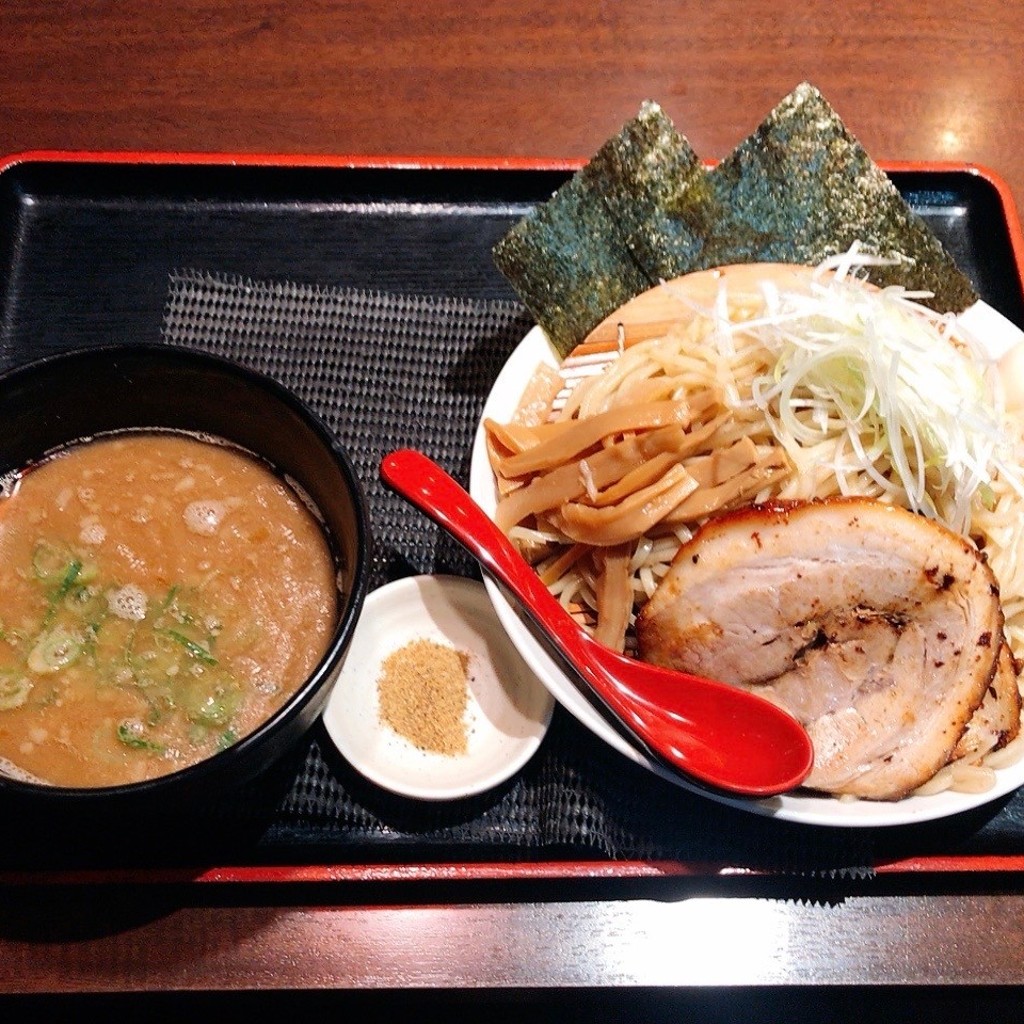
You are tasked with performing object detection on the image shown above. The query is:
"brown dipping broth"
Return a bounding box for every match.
[0,431,339,788]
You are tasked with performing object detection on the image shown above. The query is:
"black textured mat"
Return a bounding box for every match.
[2,162,1024,877]
[6,268,1024,875]
[98,268,1007,876]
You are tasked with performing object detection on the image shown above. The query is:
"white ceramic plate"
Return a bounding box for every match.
[468,302,1024,828]
[322,574,554,801]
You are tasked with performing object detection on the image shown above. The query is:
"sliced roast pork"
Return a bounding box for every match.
[952,642,1021,764]
[636,498,1011,800]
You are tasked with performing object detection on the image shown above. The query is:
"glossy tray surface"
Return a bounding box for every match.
[1,155,1024,877]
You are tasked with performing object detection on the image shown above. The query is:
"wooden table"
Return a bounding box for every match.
[3,0,1024,1014]
[3,0,1023,209]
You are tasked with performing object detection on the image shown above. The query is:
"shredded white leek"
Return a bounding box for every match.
[719,248,1024,537]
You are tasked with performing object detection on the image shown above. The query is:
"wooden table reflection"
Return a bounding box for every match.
[2,0,1024,1006]
[2,0,1023,209]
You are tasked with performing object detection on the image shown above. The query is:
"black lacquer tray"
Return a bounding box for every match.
[2,152,1024,882]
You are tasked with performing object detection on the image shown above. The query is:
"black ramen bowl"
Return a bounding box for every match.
[0,343,371,810]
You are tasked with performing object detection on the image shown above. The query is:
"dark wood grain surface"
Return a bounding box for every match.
[3,0,1024,1006]
[2,0,1023,208]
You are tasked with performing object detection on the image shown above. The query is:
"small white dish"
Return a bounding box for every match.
[322,574,554,801]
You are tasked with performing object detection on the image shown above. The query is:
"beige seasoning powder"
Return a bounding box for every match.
[377,638,470,756]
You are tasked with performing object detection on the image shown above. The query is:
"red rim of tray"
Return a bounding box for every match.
[0,149,1022,885]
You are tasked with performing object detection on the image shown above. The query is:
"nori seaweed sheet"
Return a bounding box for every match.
[492,157,651,356]
[493,83,979,355]
[585,101,717,282]
[701,83,979,311]
[493,100,714,356]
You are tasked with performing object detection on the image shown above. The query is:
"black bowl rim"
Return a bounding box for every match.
[0,341,372,800]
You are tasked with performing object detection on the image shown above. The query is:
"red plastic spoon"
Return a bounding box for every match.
[380,449,814,798]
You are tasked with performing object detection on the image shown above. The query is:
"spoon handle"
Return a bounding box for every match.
[380,448,594,670]
[380,448,814,797]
